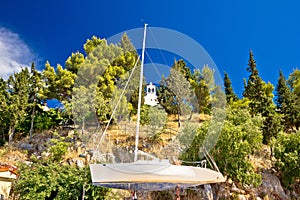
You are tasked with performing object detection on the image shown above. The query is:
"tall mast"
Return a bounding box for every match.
[134,24,148,162]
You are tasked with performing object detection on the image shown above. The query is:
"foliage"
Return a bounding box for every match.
[243,50,268,116]
[157,79,177,114]
[41,61,77,103]
[181,104,263,187]
[160,65,195,127]
[276,70,300,131]
[65,51,85,74]
[72,85,98,130]
[211,85,226,109]
[224,72,238,103]
[110,88,130,123]
[75,35,138,124]
[140,105,167,137]
[18,107,63,134]
[176,123,199,151]
[49,136,70,162]
[13,161,109,199]
[119,32,136,53]
[213,106,263,186]
[192,66,214,114]
[6,68,31,143]
[272,131,300,188]
[0,78,9,145]
[173,59,195,83]
[242,51,282,144]
[12,130,109,199]
[288,69,300,97]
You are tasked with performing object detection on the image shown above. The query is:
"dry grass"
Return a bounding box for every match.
[0,146,27,165]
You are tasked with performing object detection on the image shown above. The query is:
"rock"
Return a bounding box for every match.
[76,159,84,168]
[231,187,246,194]
[19,143,33,151]
[203,184,213,200]
[212,183,230,199]
[238,194,247,200]
[263,196,270,200]
[258,171,290,200]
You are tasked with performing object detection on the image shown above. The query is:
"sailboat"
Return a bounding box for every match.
[89,24,225,191]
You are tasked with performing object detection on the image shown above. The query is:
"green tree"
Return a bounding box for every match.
[13,162,109,200]
[242,51,280,143]
[287,69,300,130]
[110,88,130,123]
[192,66,214,114]
[162,67,194,127]
[7,68,31,143]
[140,105,167,138]
[119,32,136,53]
[211,85,226,109]
[65,51,85,74]
[41,61,76,103]
[173,59,195,83]
[84,36,105,55]
[0,78,9,144]
[181,103,263,186]
[272,131,300,189]
[288,69,300,97]
[276,70,300,131]
[157,77,177,115]
[12,132,110,199]
[261,82,282,144]
[28,63,43,138]
[79,36,138,123]
[158,60,196,116]
[72,85,98,132]
[224,72,238,103]
[243,50,265,115]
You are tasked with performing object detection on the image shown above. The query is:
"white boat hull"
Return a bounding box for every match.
[90,160,225,191]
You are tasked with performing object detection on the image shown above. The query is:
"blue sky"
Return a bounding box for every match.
[0,0,299,97]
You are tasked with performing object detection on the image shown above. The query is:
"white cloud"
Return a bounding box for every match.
[0,26,37,79]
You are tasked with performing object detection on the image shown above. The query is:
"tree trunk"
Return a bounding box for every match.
[177,103,181,128]
[81,118,85,135]
[177,113,181,128]
[29,104,36,139]
[8,127,15,144]
[188,110,193,121]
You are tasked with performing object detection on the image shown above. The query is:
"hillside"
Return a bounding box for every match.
[1,112,299,199]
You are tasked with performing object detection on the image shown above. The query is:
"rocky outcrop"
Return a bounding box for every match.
[256,171,291,200]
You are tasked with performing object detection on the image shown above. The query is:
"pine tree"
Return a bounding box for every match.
[7,68,31,143]
[224,72,238,103]
[119,32,136,53]
[65,51,85,74]
[243,50,265,115]
[173,59,194,83]
[243,51,281,143]
[28,63,43,138]
[42,61,76,102]
[276,70,300,131]
[276,70,289,109]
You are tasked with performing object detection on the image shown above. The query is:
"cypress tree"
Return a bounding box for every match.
[243,50,265,115]
[276,70,300,131]
[224,72,238,103]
